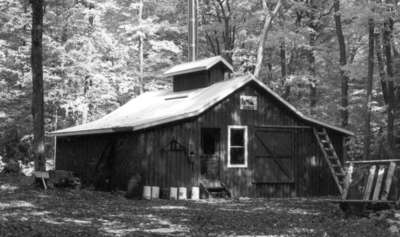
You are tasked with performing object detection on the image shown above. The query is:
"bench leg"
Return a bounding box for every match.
[41,177,47,190]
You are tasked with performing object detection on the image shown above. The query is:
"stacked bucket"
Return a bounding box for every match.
[143,186,200,200]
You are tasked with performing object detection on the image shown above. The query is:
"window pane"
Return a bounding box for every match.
[230,147,245,165]
[230,129,244,146]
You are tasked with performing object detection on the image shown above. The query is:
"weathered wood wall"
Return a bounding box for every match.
[56,81,346,197]
[192,82,342,197]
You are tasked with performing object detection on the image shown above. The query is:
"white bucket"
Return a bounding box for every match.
[178,187,187,200]
[170,187,178,200]
[151,186,160,199]
[143,186,151,200]
[191,187,200,200]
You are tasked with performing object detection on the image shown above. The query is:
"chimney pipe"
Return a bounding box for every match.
[188,0,198,61]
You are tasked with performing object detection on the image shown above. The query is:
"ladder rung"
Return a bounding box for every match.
[335,173,345,177]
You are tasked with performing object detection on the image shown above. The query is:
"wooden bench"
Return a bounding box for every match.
[33,171,49,190]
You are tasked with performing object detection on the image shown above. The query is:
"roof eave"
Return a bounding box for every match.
[303,117,354,136]
[250,77,354,136]
[48,126,134,137]
[163,66,208,77]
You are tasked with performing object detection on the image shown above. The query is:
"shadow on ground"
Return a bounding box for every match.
[0,174,395,237]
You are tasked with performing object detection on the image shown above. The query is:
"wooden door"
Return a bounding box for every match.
[253,129,294,183]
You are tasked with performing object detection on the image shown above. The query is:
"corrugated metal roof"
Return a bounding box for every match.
[163,56,233,77]
[50,75,354,137]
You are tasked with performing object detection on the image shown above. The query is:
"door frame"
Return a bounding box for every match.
[200,127,222,180]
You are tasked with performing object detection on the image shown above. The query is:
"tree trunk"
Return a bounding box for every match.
[334,0,349,128]
[383,18,395,155]
[280,40,290,99]
[375,27,388,103]
[203,0,234,64]
[308,33,317,114]
[138,0,144,94]
[31,0,46,171]
[364,18,375,160]
[253,0,282,79]
[307,0,318,115]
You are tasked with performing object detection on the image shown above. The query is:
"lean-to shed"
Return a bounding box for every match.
[51,56,353,198]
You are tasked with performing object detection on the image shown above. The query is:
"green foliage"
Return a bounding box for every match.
[1,0,400,160]
[0,0,186,161]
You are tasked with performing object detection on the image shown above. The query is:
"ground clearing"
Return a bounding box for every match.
[0,175,395,237]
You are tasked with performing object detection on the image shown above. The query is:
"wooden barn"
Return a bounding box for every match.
[51,56,354,198]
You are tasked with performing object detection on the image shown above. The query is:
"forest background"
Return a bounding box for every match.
[1,0,400,166]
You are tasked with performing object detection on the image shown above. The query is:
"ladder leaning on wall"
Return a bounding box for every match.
[313,128,346,195]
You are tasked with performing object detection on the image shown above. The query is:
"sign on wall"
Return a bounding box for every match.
[240,95,258,110]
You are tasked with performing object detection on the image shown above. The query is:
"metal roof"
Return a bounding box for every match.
[163,56,234,77]
[50,75,354,137]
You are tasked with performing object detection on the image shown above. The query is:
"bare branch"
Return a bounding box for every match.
[254,0,283,78]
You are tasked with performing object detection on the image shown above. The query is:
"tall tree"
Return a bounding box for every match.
[31,0,45,171]
[253,0,282,79]
[383,18,395,155]
[280,39,290,99]
[334,0,349,128]
[138,0,144,94]
[375,25,387,103]
[200,0,237,63]
[364,17,375,160]
[306,0,319,114]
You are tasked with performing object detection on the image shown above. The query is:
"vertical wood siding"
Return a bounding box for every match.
[56,81,345,197]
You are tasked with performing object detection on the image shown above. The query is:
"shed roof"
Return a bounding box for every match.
[163,55,233,77]
[51,76,353,137]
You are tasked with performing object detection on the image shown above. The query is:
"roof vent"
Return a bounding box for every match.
[164,95,189,100]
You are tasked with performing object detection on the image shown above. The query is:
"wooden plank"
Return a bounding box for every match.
[33,171,49,179]
[346,159,400,164]
[363,165,376,200]
[330,199,396,204]
[342,163,354,199]
[381,162,396,200]
[372,166,385,200]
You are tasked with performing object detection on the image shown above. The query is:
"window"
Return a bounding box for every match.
[227,125,248,168]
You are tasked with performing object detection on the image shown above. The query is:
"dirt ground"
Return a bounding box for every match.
[0,174,397,237]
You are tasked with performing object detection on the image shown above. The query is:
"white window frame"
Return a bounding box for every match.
[227,125,248,168]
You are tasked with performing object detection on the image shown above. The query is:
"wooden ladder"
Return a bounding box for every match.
[313,128,346,195]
